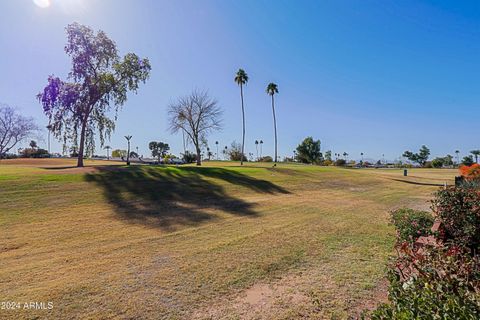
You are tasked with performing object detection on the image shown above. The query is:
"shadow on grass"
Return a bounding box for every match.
[179,167,290,194]
[85,166,289,230]
[390,178,444,187]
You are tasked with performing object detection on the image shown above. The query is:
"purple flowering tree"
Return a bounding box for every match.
[38,23,151,167]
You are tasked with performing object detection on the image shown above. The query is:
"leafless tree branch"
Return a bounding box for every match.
[168,90,223,165]
[0,104,40,158]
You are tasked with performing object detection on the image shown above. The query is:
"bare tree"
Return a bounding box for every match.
[168,90,222,165]
[0,104,39,159]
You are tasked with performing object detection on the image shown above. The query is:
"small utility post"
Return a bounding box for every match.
[125,135,132,166]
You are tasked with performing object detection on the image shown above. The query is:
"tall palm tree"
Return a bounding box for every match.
[224,145,228,160]
[266,82,279,163]
[343,152,348,162]
[455,150,460,166]
[255,140,259,161]
[215,141,219,160]
[235,69,248,165]
[360,152,364,165]
[259,140,263,158]
[471,150,480,163]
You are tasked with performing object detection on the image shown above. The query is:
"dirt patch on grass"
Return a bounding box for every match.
[193,274,311,319]
[351,278,389,318]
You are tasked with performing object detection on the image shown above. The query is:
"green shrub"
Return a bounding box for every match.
[182,151,197,163]
[431,157,444,168]
[20,147,49,158]
[424,161,433,168]
[259,156,273,162]
[432,186,480,250]
[228,141,247,161]
[366,187,480,319]
[322,159,333,166]
[390,208,434,243]
[369,245,480,319]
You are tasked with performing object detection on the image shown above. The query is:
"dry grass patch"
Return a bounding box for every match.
[0,159,455,319]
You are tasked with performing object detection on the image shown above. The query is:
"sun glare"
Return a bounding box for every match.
[33,0,51,8]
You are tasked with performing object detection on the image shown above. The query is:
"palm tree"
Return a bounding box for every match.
[234,69,248,165]
[125,135,132,165]
[343,152,348,162]
[259,140,263,158]
[266,83,279,163]
[255,140,259,160]
[455,150,460,165]
[360,152,364,165]
[207,147,211,160]
[224,145,228,160]
[104,145,111,160]
[471,150,480,163]
[215,141,219,160]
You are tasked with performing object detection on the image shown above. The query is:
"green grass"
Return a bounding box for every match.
[0,159,457,319]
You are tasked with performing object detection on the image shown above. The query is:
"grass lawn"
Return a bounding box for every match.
[0,159,457,319]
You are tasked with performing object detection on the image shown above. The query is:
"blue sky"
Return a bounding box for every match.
[0,0,479,161]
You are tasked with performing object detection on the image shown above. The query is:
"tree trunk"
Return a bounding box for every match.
[196,145,201,166]
[77,119,87,167]
[126,141,131,166]
[182,129,186,155]
[240,84,245,165]
[271,95,277,163]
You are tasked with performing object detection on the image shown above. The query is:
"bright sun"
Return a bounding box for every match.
[33,0,51,8]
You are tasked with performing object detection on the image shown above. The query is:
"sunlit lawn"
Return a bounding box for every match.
[0,159,457,319]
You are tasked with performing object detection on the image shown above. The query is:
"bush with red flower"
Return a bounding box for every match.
[364,185,480,319]
[432,186,480,250]
[460,163,480,180]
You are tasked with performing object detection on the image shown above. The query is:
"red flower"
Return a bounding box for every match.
[459,164,480,180]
